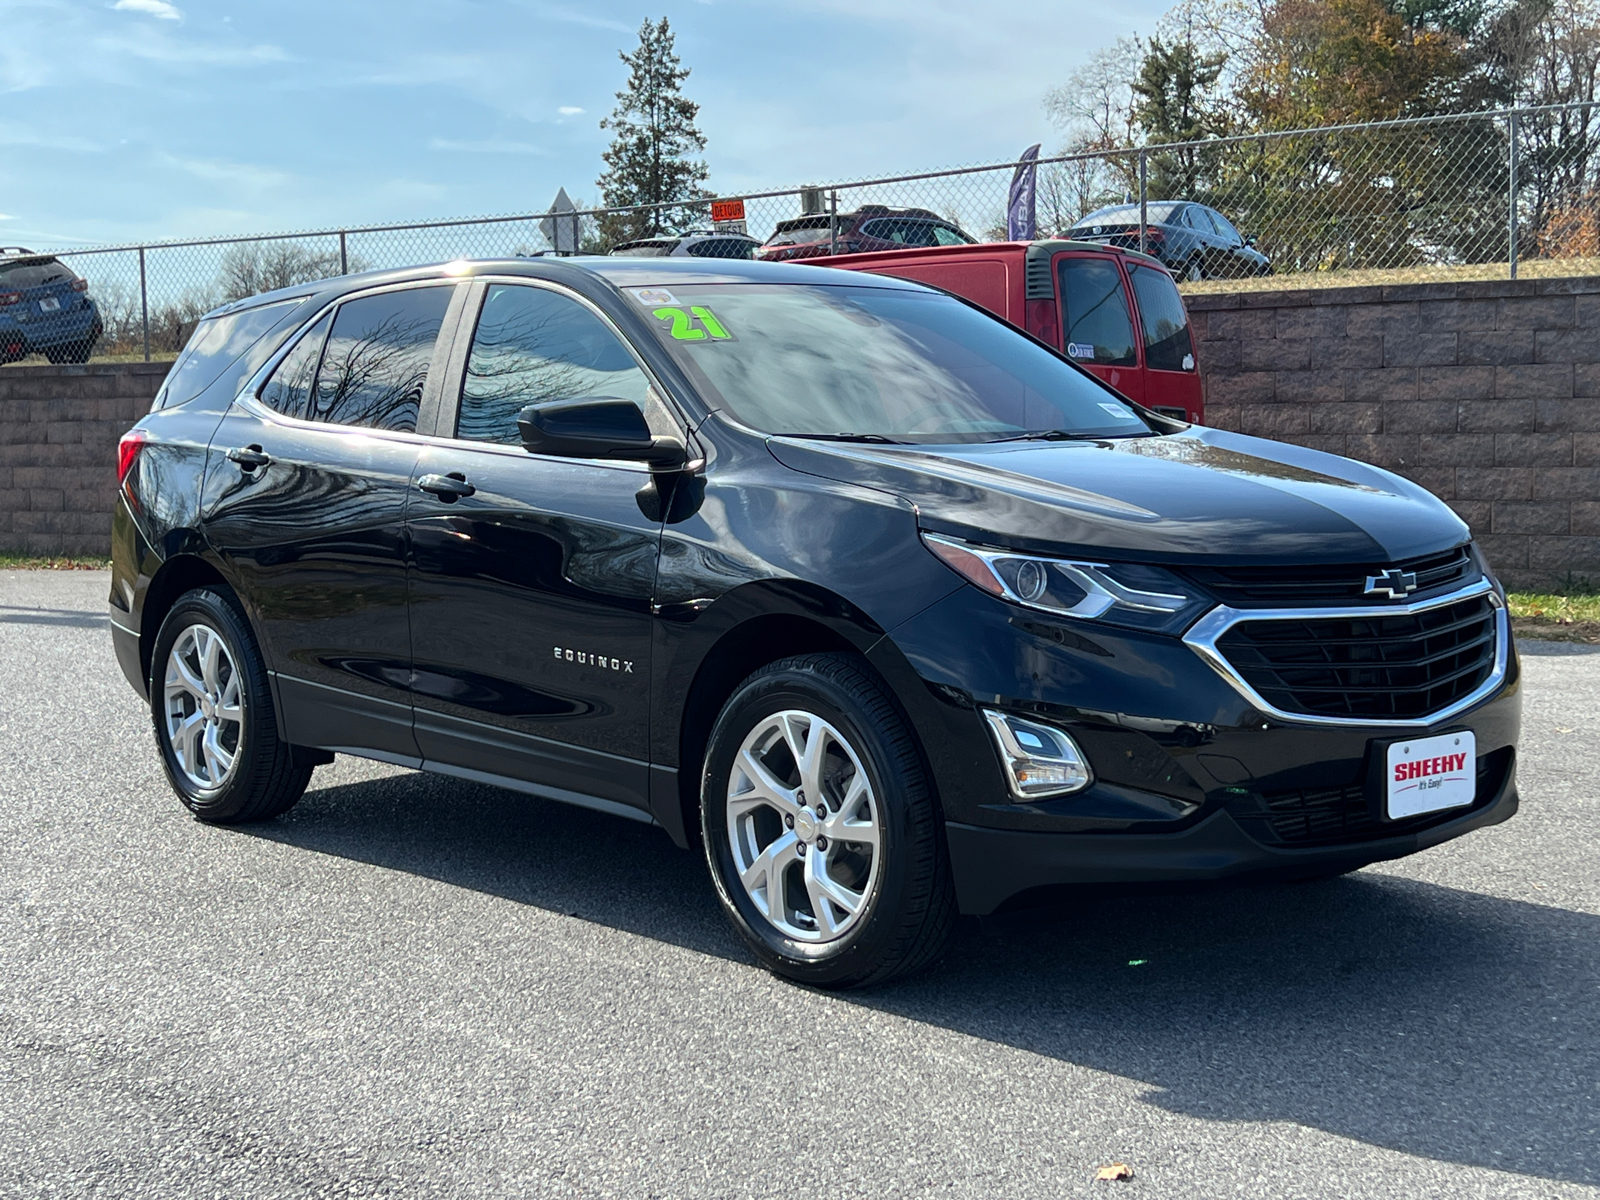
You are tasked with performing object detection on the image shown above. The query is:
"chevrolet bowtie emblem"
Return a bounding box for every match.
[1365,568,1419,599]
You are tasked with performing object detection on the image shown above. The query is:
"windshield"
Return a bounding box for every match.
[630,283,1153,443]
[1073,204,1179,227]
[765,224,836,246]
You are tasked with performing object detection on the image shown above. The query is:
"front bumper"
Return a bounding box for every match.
[946,751,1517,913]
[874,583,1523,914]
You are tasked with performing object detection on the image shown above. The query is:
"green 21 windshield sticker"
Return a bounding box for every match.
[653,305,732,342]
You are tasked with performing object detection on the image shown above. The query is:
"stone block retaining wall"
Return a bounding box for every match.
[1187,276,1600,591]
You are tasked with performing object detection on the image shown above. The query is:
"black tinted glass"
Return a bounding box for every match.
[160,298,305,410]
[1211,209,1243,241]
[1073,203,1179,227]
[457,284,652,446]
[258,311,331,420]
[1129,264,1195,372]
[1057,258,1137,367]
[684,238,755,259]
[0,258,75,289]
[637,283,1149,442]
[310,286,453,432]
[862,219,936,246]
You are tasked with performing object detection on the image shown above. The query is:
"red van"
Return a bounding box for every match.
[818,240,1204,423]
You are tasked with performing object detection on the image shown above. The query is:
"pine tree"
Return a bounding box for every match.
[596,18,710,245]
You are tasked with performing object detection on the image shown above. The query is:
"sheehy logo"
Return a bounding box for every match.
[554,646,634,673]
[1365,567,1418,599]
[1393,751,1468,784]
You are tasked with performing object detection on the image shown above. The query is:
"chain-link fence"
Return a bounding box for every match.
[21,100,1600,362]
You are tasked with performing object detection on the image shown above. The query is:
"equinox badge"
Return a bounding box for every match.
[1364,568,1419,599]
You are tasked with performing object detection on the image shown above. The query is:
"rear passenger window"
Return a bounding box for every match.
[258,310,332,420]
[309,286,454,432]
[1129,264,1196,372]
[1056,258,1137,367]
[457,284,652,446]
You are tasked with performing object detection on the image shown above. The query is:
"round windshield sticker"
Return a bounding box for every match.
[630,287,678,306]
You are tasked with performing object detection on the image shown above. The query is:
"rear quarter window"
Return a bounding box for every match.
[155,298,309,410]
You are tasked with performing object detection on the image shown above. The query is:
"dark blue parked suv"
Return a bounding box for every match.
[0,249,102,363]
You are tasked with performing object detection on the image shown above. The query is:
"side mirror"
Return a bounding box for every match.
[1246,235,1258,248]
[517,397,688,470]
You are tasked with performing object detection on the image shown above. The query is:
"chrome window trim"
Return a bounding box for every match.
[1182,578,1509,729]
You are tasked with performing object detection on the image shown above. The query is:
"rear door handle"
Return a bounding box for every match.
[226,445,271,470]
[417,472,475,500]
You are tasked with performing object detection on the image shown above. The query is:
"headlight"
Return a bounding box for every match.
[922,531,1208,634]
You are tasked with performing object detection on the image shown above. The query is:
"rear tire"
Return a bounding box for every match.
[150,587,312,823]
[700,653,956,989]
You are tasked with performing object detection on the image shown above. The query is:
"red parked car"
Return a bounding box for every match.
[756,205,977,262]
[818,239,1204,422]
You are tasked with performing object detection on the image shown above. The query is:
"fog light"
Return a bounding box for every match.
[981,709,1093,801]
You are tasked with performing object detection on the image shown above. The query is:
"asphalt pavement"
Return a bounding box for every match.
[1,569,1595,1199]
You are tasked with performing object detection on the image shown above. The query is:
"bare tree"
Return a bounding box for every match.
[218,242,349,303]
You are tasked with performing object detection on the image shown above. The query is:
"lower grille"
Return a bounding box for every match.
[1231,748,1510,847]
[1214,595,1497,721]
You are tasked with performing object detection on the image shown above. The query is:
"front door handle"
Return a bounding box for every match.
[226,445,271,470]
[417,472,475,501]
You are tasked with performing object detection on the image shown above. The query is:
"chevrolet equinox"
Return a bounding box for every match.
[110,256,1520,988]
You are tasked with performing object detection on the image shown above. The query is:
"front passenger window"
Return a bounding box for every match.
[457,284,653,446]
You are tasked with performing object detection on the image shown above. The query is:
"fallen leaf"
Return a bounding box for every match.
[1096,1162,1134,1181]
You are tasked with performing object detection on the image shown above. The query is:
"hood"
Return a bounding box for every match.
[765,427,1469,565]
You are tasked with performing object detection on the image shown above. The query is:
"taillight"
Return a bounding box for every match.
[0,291,19,307]
[71,278,88,293]
[1024,298,1060,348]
[117,429,149,486]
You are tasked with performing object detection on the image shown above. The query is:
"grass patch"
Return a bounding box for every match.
[1507,590,1600,644]
[0,351,179,369]
[1179,257,1600,296]
[0,553,112,570]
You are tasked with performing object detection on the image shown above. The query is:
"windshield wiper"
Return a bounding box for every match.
[787,432,908,444]
[984,429,1114,443]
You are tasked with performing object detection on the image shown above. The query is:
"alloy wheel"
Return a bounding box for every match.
[163,623,243,790]
[725,709,882,943]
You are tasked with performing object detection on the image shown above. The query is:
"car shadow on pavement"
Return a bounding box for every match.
[249,769,1598,1191]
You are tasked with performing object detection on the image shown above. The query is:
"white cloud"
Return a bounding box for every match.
[429,137,544,155]
[0,213,13,221]
[557,106,584,116]
[0,127,104,152]
[113,0,183,20]
[161,153,294,189]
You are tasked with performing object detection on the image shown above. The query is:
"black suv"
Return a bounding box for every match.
[1069,202,1272,280]
[111,257,1520,988]
[756,206,976,261]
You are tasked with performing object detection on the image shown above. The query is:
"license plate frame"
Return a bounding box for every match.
[38,296,60,313]
[1380,730,1476,821]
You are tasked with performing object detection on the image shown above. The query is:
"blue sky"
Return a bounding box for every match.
[1,0,1167,249]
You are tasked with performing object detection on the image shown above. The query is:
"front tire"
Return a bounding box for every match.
[701,653,955,989]
[1185,254,1206,282]
[150,587,311,823]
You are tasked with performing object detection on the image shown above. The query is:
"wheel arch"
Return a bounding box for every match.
[672,611,860,847]
[138,554,232,690]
